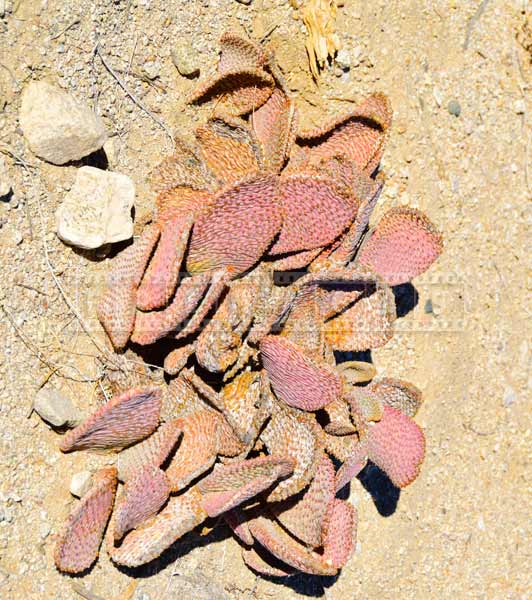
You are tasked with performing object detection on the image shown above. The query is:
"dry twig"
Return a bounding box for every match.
[95,43,174,145]
[50,19,81,41]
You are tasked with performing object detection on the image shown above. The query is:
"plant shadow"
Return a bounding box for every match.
[392,282,419,318]
[358,462,400,517]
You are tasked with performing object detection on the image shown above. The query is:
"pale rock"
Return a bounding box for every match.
[335,48,351,70]
[34,387,82,428]
[0,156,11,197]
[19,80,107,165]
[171,41,200,78]
[70,471,93,498]
[103,137,118,166]
[56,166,135,249]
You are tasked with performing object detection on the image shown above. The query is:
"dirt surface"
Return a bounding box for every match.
[0,1,531,599]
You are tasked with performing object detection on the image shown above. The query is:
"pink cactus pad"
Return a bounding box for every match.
[131,272,211,345]
[249,514,337,576]
[54,467,117,573]
[270,173,355,255]
[187,174,282,275]
[218,32,267,73]
[298,93,392,174]
[59,387,162,452]
[188,67,274,116]
[322,499,357,569]
[260,409,324,502]
[366,405,426,488]
[251,88,298,173]
[368,377,423,417]
[113,466,170,541]
[108,488,207,568]
[198,456,295,517]
[358,207,444,285]
[117,419,182,482]
[136,214,193,311]
[274,453,336,547]
[260,335,342,411]
[224,508,254,546]
[97,225,160,349]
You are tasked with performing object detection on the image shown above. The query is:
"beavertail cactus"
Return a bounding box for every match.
[51,32,442,582]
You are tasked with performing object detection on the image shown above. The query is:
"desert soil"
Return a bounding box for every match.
[0,0,530,599]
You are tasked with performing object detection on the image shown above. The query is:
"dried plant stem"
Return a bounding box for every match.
[95,43,175,145]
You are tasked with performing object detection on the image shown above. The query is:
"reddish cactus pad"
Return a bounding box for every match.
[358,207,443,285]
[113,466,170,540]
[60,387,162,452]
[368,377,423,417]
[108,488,207,568]
[198,456,295,517]
[97,225,160,350]
[298,93,392,174]
[117,420,182,482]
[260,335,342,411]
[322,499,357,569]
[366,405,426,488]
[270,173,355,254]
[186,174,282,275]
[274,452,336,547]
[54,468,117,573]
[249,514,337,576]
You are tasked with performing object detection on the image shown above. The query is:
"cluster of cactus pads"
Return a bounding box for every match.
[54,33,443,578]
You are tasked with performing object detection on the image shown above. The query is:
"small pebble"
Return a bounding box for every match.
[70,471,93,498]
[171,41,201,78]
[39,523,51,539]
[447,100,461,117]
[433,87,442,107]
[424,299,434,314]
[11,229,23,245]
[335,48,351,71]
[103,137,118,166]
[514,99,525,115]
[0,156,11,198]
[33,387,82,428]
[143,59,160,80]
[503,385,516,407]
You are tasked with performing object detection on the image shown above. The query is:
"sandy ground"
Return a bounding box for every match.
[0,0,531,598]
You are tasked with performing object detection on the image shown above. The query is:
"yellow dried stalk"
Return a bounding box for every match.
[300,0,342,79]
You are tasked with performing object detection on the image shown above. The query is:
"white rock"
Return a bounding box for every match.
[56,166,135,249]
[0,156,11,197]
[34,387,82,428]
[514,99,525,115]
[335,48,351,70]
[19,81,107,165]
[70,471,93,498]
